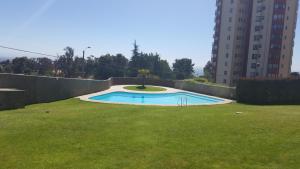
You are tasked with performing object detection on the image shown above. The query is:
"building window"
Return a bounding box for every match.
[252,54,261,59]
[254,35,263,41]
[256,16,264,22]
[253,44,262,50]
[256,5,266,12]
[257,0,265,4]
[270,44,281,49]
[272,24,284,30]
[255,25,264,31]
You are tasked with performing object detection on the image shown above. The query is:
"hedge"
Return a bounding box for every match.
[236,78,300,105]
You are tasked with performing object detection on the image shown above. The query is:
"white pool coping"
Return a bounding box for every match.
[77,85,233,106]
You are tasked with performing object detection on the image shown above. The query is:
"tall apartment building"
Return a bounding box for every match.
[211,0,298,86]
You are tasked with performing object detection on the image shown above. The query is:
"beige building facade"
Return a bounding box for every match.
[211,0,298,86]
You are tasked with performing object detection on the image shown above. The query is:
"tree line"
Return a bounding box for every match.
[0,42,195,80]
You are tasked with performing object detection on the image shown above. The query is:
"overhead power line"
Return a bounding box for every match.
[0,45,57,58]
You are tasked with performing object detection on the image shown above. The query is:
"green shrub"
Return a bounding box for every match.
[193,77,208,83]
[237,78,300,105]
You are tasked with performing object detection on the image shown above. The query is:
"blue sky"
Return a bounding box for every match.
[0,0,299,71]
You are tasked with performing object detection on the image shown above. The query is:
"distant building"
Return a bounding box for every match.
[211,0,299,86]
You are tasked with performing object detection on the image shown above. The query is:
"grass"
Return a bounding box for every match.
[0,99,299,169]
[124,85,167,92]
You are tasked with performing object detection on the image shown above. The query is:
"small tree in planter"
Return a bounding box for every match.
[138,69,150,89]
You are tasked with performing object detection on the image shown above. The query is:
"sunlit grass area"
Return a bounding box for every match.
[124,85,167,92]
[0,99,299,169]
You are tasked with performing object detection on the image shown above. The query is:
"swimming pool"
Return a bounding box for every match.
[88,91,226,106]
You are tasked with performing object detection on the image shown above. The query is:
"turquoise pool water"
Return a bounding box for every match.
[89,92,225,105]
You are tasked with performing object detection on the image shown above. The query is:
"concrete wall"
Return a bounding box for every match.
[111,77,175,88]
[111,77,236,99]
[0,74,111,105]
[0,89,25,110]
[174,81,236,100]
[0,74,236,110]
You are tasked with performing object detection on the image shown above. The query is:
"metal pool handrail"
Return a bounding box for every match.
[177,97,188,107]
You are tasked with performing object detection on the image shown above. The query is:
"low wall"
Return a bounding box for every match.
[0,89,25,110]
[0,74,111,105]
[111,77,236,99]
[174,81,236,99]
[0,74,236,110]
[111,77,175,88]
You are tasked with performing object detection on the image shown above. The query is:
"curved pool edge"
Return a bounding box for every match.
[77,85,233,106]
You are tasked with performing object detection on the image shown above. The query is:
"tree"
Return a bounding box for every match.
[113,54,129,77]
[128,41,141,77]
[55,47,75,77]
[203,61,214,81]
[290,72,300,78]
[36,57,53,75]
[11,57,37,74]
[73,57,85,78]
[94,54,113,79]
[145,53,160,76]
[94,54,129,80]
[138,69,150,88]
[84,56,96,78]
[2,57,53,75]
[158,60,174,79]
[128,41,174,79]
[132,40,139,59]
[173,58,194,80]
[0,60,12,73]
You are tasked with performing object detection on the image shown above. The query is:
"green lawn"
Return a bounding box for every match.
[0,99,299,169]
[124,85,167,92]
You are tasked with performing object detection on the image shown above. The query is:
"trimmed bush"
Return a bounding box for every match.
[237,78,300,105]
[193,77,208,83]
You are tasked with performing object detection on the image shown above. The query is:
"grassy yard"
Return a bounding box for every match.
[0,99,299,169]
[124,85,167,92]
